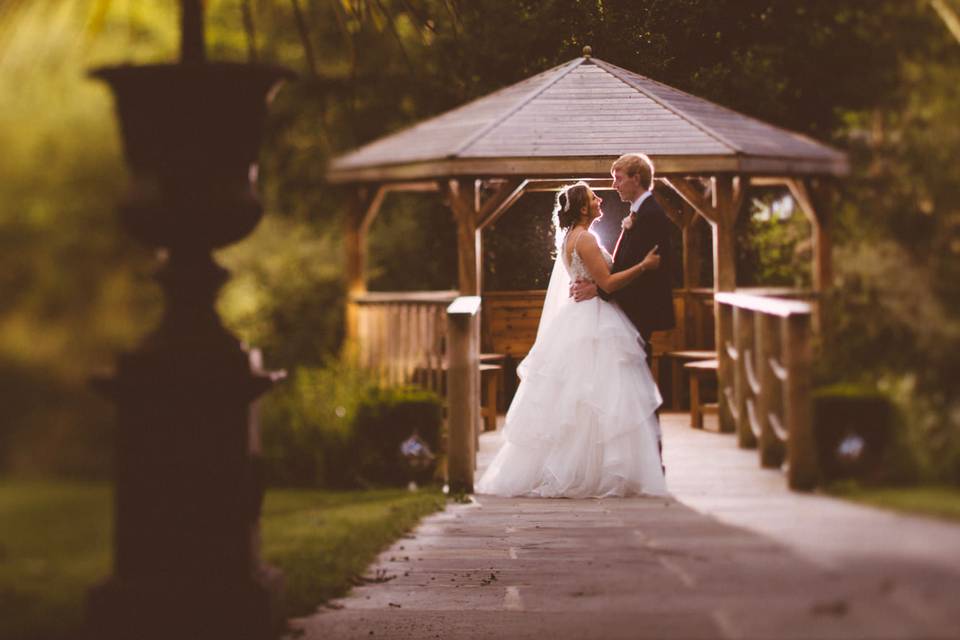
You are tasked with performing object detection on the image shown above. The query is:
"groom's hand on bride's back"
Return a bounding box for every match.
[569,279,598,302]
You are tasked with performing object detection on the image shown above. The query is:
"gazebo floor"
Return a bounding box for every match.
[290,413,960,639]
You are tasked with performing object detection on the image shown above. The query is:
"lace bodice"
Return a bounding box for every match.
[564,231,613,282]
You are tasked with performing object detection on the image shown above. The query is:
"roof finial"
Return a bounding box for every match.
[582,45,592,59]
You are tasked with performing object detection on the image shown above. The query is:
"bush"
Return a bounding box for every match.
[258,362,443,489]
[813,384,916,486]
[351,386,444,487]
[817,240,960,485]
[258,361,375,488]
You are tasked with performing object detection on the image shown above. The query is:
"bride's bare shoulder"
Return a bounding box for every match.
[574,230,601,253]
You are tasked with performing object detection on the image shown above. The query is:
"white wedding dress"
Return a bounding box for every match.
[476,236,667,498]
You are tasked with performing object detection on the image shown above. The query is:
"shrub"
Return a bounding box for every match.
[817,241,960,485]
[351,386,444,487]
[258,361,376,488]
[258,363,444,489]
[812,384,916,486]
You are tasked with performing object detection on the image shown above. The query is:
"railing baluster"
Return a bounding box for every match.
[717,301,736,433]
[733,306,755,448]
[350,291,460,397]
[783,313,817,490]
[757,312,785,468]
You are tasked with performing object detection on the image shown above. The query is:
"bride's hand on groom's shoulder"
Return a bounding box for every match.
[569,279,598,302]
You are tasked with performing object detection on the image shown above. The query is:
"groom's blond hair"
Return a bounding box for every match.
[611,153,654,190]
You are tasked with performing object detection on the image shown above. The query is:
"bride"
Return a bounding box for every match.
[476,181,667,499]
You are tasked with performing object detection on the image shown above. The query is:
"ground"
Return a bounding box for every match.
[290,413,960,639]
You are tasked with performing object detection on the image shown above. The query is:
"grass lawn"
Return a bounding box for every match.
[0,480,445,640]
[827,483,960,523]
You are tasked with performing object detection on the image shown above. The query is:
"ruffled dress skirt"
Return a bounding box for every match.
[476,297,667,498]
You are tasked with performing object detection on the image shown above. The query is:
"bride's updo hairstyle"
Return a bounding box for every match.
[556,181,591,230]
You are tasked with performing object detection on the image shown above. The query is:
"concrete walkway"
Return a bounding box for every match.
[290,414,960,639]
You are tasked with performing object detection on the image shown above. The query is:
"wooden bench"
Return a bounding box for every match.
[663,349,716,409]
[684,359,718,430]
[478,353,506,431]
[478,363,503,432]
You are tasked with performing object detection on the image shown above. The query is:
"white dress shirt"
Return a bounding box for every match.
[630,189,654,214]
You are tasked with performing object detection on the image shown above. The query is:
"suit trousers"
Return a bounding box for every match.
[640,330,663,452]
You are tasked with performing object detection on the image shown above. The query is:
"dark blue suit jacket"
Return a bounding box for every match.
[599,194,676,337]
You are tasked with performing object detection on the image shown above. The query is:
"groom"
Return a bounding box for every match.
[570,153,676,454]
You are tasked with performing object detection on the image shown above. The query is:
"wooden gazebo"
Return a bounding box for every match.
[328,48,848,490]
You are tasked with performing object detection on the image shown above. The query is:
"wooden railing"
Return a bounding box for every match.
[715,291,817,490]
[355,292,482,492]
[353,291,459,393]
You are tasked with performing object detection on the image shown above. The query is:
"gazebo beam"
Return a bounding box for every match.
[653,180,696,230]
[477,178,526,229]
[662,176,718,224]
[662,176,745,291]
[327,155,848,185]
[751,175,832,294]
[785,177,831,293]
[524,178,615,192]
[749,176,792,187]
[360,185,387,236]
[477,179,528,231]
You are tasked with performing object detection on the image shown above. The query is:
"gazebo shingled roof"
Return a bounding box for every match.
[328,54,848,183]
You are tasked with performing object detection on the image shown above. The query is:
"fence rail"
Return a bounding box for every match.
[715,291,817,490]
[353,291,459,394]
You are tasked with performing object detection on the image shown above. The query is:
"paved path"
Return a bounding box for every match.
[290,414,960,639]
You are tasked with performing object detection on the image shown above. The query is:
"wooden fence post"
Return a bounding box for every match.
[783,314,817,490]
[446,296,481,493]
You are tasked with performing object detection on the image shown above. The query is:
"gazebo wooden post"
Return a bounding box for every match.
[343,186,385,351]
[440,177,530,471]
[710,176,744,433]
[663,175,745,433]
[711,176,744,292]
[444,179,481,295]
[343,191,365,346]
[676,202,703,347]
[441,179,482,468]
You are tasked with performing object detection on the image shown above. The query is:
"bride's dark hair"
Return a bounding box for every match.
[556,182,591,230]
